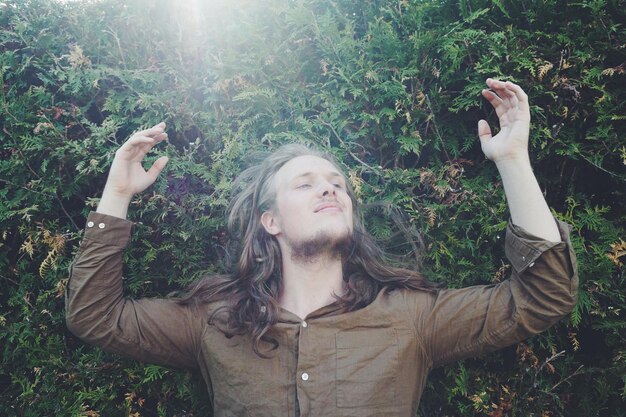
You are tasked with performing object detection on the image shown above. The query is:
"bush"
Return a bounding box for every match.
[1,0,624,415]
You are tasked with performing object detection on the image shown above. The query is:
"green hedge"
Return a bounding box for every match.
[1,0,624,415]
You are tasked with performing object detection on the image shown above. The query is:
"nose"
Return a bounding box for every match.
[320,180,336,197]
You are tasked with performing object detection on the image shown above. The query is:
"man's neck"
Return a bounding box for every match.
[279,252,344,320]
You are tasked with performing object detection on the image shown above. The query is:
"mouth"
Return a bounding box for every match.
[314,203,342,213]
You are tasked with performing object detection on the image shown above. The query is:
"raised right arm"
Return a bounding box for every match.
[66,123,204,370]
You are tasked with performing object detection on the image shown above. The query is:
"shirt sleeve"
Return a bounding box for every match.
[412,218,578,368]
[65,212,205,370]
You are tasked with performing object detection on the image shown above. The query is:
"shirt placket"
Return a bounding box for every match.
[295,318,316,417]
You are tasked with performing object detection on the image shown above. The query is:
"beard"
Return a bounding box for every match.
[287,227,354,263]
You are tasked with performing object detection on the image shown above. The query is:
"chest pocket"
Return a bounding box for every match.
[335,328,399,408]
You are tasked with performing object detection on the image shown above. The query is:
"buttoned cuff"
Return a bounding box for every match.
[504,218,571,274]
[83,211,133,247]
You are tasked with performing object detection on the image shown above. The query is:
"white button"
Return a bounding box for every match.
[302,321,308,328]
[522,256,526,261]
[301,372,309,381]
[98,223,105,229]
[529,262,535,268]
[87,221,94,228]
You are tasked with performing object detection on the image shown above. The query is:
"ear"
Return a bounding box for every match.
[261,211,281,236]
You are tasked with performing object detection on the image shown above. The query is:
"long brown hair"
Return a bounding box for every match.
[177,143,439,356]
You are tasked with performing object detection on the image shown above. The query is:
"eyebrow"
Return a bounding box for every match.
[291,171,345,182]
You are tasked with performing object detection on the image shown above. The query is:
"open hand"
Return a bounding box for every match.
[478,79,531,164]
[103,122,169,200]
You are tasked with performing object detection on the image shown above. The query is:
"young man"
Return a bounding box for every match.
[66,79,578,416]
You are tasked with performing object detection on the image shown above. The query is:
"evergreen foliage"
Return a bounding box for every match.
[0,0,624,415]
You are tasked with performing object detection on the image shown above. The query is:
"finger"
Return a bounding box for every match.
[478,119,492,143]
[486,78,517,103]
[483,88,523,125]
[485,78,510,94]
[127,131,168,146]
[115,137,155,160]
[482,89,510,119]
[503,81,529,111]
[486,78,507,93]
[482,88,503,107]
[146,156,169,181]
[124,135,159,149]
[152,132,168,143]
[133,122,166,138]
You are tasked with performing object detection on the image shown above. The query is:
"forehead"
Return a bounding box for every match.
[274,155,344,185]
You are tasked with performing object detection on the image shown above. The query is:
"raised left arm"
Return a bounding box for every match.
[479,78,560,242]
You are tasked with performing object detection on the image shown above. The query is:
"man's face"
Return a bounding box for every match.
[261,155,354,260]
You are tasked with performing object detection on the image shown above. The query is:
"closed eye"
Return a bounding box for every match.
[296,183,311,189]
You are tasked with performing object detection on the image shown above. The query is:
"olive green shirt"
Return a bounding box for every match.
[66,212,578,417]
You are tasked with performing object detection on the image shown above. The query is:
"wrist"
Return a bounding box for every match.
[494,154,531,171]
[96,187,133,219]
